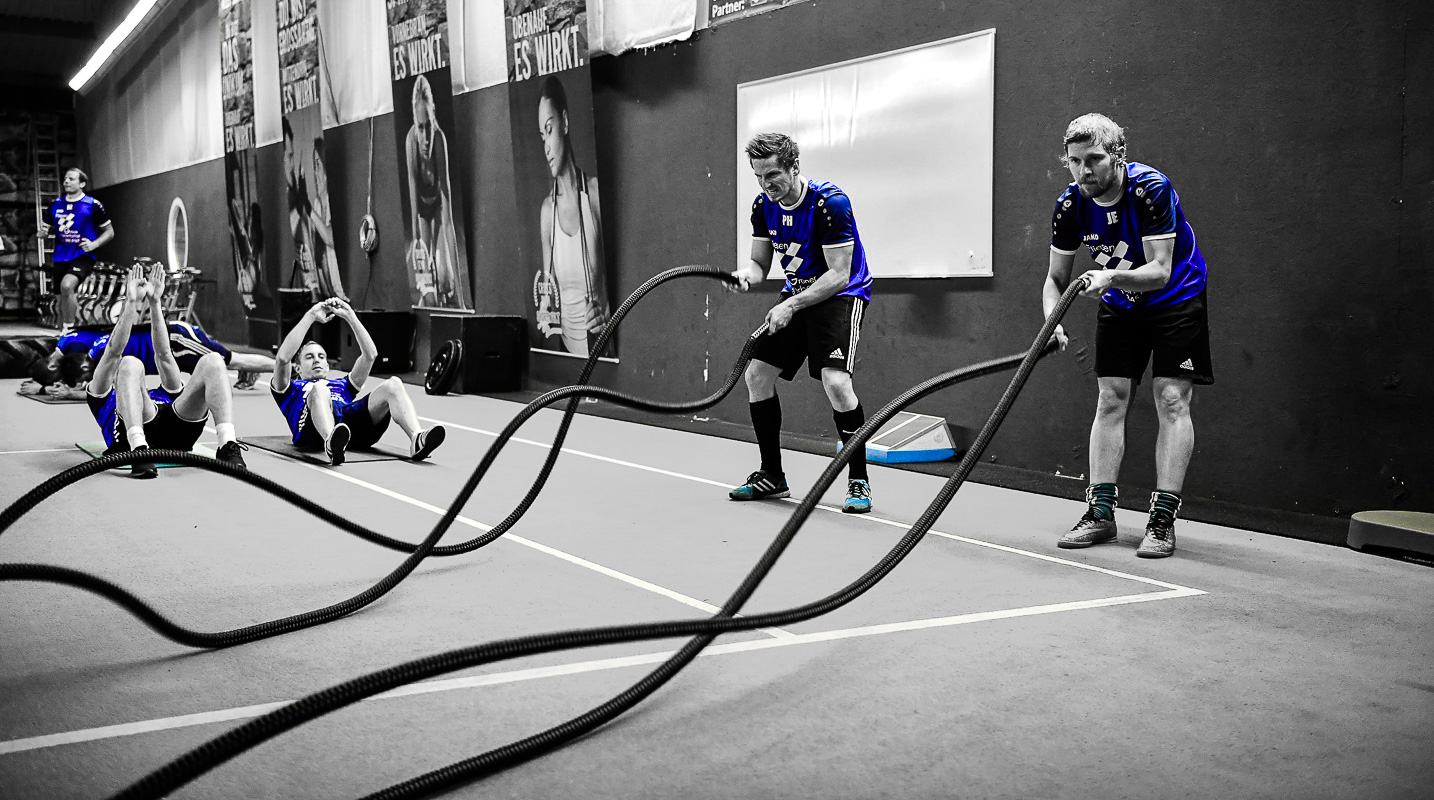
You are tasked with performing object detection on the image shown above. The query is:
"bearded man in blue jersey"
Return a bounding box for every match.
[729,133,875,514]
[1043,113,1214,559]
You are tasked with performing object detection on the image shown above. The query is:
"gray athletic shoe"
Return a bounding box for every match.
[1058,509,1117,548]
[1136,517,1176,558]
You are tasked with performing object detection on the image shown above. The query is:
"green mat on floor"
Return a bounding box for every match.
[75,441,215,470]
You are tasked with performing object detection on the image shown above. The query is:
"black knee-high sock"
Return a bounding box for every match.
[750,396,783,476]
[833,404,868,481]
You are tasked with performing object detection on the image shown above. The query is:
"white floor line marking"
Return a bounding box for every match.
[417,415,1205,594]
[0,588,1199,757]
[0,448,74,455]
[231,436,792,641]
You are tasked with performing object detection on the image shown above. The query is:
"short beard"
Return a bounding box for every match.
[1077,174,1113,198]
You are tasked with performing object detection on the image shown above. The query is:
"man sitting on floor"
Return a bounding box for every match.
[86,264,248,478]
[271,297,444,466]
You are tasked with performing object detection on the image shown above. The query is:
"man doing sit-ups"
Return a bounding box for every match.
[86,265,247,478]
[271,298,444,466]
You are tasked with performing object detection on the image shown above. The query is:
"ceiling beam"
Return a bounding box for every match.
[0,13,97,41]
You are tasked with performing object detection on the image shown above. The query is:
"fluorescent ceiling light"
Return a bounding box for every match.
[68,0,163,92]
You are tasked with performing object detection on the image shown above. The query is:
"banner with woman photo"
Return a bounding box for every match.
[275,0,345,303]
[220,0,272,339]
[506,0,615,360]
[386,0,472,310]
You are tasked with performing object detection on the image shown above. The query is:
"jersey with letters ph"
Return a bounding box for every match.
[46,194,110,263]
[750,180,872,303]
[272,377,359,442]
[1050,162,1206,310]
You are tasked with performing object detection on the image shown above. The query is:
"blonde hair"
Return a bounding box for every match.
[1061,113,1127,165]
[411,73,434,117]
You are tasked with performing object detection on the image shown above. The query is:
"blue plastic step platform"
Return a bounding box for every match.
[862,411,962,464]
[1347,510,1434,558]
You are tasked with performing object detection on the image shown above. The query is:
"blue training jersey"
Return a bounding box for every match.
[272,377,358,442]
[57,330,105,356]
[47,194,111,263]
[1051,161,1206,310]
[750,179,872,303]
[89,322,228,373]
[87,386,179,448]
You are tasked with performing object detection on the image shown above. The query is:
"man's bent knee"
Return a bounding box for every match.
[1153,384,1192,420]
[117,356,145,379]
[745,362,777,391]
[197,352,227,374]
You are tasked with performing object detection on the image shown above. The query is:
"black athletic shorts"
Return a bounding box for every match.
[751,293,866,381]
[1095,291,1214,385]
[144,401,207,450]
[295,394,392,450]
[50,256,97,285]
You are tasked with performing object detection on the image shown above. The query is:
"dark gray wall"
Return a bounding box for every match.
[90,0,1432,542]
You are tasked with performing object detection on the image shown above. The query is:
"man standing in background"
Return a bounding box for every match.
[39,167,114,333]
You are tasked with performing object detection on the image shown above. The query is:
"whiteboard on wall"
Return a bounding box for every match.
[736,29,995,279]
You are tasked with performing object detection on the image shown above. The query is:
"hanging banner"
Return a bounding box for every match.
[220,0,272,338]
[386,0,472,310]
[699,0,800,29]
[506,0,616,361]
[276,0,346,302]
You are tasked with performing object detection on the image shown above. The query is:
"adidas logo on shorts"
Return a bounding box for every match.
[1179,358,1195,370]
[829,348,844,359]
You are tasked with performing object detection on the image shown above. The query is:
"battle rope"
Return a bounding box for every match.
[110,277,1089,799]
[0,266,753,648]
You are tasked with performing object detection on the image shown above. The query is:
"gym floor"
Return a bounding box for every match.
[0,371,1430,799]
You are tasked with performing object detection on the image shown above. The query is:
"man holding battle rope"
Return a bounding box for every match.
[1043,113,1213,559]
[729,133,875,514]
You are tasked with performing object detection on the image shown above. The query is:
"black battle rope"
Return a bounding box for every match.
[0,266,754,648]
[110,277,1089,800]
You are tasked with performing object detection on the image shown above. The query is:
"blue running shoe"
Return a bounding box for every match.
[843,479,872,513]
[729,470,789,501]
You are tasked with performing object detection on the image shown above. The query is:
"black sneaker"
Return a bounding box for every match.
[216,441,249,470]
[233,371,258,390]
[410,426,446,461]
[130,445,158,480]
[729,470,789,501]
[326,423,351,466]
[1058,508,1117,548]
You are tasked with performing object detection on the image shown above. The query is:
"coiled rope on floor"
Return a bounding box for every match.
[0,266,752,648]
[108,276,1090,800]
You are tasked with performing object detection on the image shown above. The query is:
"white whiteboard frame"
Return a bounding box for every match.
[736,29,996,279]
